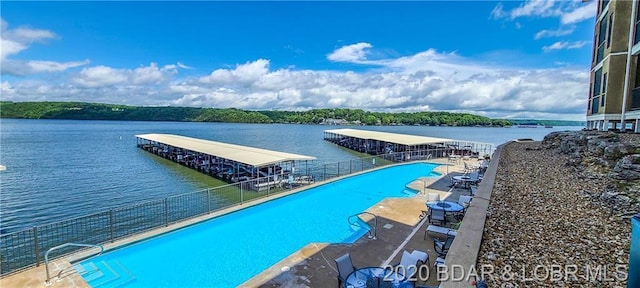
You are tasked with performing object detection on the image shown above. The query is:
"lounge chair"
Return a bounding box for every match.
[424,224,457,240]
[334,253,356,288]
[434,236,455,257]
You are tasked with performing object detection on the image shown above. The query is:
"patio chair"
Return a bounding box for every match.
[458,195,472,207]
[410,250,430,269]
[395,251,418,281]
[427,192,440,202]
[448,175,460,188]
[455,195,473,221]
[470,185,478,196]
[428,209,446,226]
[434,236,455,257]
[468,171,481,184]
[334,253,356,288]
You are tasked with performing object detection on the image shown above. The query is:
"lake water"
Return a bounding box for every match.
[0,119,581,233]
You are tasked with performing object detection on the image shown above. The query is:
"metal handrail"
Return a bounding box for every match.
[348,212,378,240]
[44,243,104,285]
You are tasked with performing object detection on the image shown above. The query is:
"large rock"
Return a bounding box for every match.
[603,144,640,160]
[542,131,587,155]
[586,134,620,157]
[611,154,640,181]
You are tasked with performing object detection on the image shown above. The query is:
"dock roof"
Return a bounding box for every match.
[135,134,316,167]
[324,128,455,146]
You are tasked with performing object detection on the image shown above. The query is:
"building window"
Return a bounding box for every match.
[592,97,600,114]
[594,68,603,96]
[601,72,607,107]
[607,14,613,48]
[596,14,607,63]
[602,0,610,11]
[636,2,640,45]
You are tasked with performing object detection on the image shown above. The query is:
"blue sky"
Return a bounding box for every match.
[1,1,597,120]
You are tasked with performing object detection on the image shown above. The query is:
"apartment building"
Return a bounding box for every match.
[586,0,640,132]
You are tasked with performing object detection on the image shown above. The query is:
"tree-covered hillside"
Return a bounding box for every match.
[0,101,582,127]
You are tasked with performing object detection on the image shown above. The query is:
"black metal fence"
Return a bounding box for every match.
[0,145,492,276]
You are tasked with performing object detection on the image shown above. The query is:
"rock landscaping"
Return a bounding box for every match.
[478,130,639,287]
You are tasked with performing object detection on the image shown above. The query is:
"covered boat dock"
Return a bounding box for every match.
[135,134,316,189]
[323,128,493,160]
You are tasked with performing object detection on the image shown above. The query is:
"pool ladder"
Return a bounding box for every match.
[348,212,378,240]
[44,242,104,285]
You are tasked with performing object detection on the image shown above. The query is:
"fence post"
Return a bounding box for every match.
[109,209,114,243]
[337,162,340,177]
[164,198,169,227]
[323,165,326,180]
[362,159,364,172]
[33,226,40,266]
[207,188,211,213]
[240,184,244,204]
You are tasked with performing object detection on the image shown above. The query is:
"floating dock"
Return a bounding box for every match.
[135,134,316,189]
[323,128,493,160]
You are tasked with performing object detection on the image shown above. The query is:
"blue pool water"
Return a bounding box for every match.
[76,163,439,287]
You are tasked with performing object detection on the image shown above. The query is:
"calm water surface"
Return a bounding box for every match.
[0,119,581,232]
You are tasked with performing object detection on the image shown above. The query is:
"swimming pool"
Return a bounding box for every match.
[75,162,439,287]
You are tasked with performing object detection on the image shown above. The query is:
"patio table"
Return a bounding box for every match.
[426,200,464,213]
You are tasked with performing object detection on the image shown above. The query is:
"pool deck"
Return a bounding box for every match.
[243,158,472,287]
[0,158,473,288]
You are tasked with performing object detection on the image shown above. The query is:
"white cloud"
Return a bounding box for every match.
[0,38,27,60]
[561,1,597,24]
[2,59,90,75]
[1,81,15,96]
[73,63,176,87]
[509,0,561,19]
[490,3,506,19]
[74,66,128,87]
[542,41,589,51]
[4,44,590,120]
[177,62,193,69]
[491,0,596,39]
[200,59,270,85]
[327,42,372,62]
[9,27,56,43]
[1,19,88,75]
[534,26,575,39]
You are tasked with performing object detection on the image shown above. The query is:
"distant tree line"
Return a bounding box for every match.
[0,101,583,126]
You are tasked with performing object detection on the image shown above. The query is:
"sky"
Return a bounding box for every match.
[1,1,598,120]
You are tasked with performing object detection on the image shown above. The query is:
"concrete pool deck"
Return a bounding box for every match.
[0,158,475,288]
[243,159,473,287]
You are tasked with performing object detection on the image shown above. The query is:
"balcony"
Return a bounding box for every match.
[632,87,640,110]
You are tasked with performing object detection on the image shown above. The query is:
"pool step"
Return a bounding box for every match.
[75,260,136,288]
[401,189,417,196]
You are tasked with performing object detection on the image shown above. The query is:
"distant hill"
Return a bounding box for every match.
[508,119,585,127]
[0,101,573,127]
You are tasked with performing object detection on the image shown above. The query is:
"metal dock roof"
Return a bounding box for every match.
[323,128,455,146]
[135,134,316,167]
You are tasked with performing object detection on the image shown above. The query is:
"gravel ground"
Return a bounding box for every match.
[477,141,631,288]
